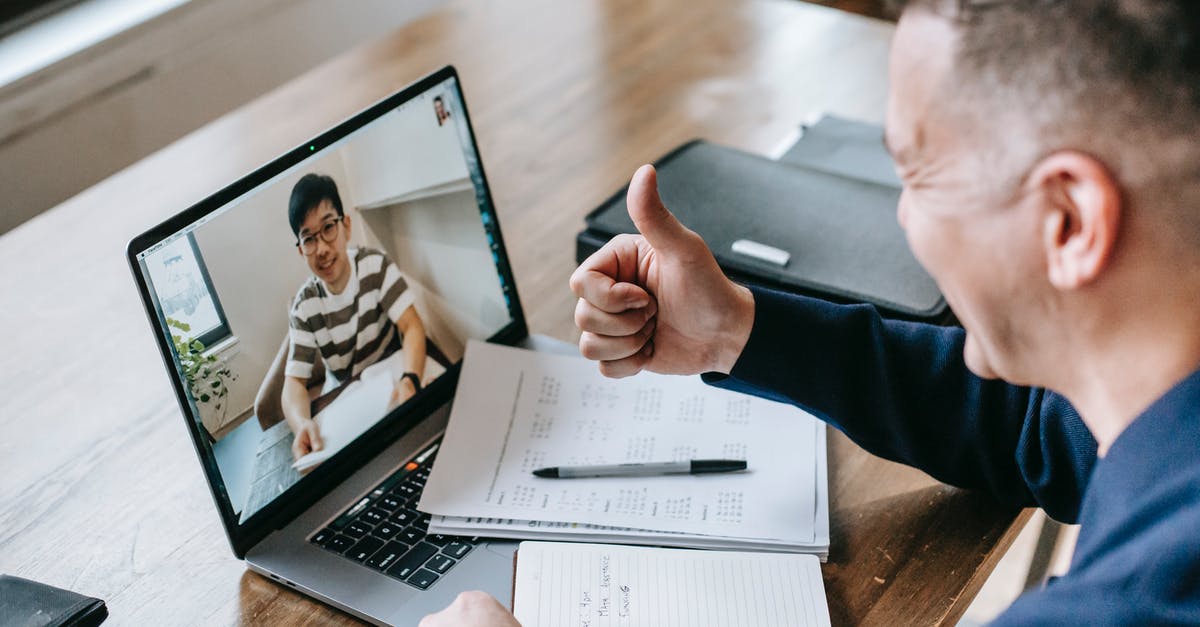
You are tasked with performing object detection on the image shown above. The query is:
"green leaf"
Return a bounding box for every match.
[199,393,211,403]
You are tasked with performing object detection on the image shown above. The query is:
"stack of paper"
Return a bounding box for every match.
[418,340,829,558]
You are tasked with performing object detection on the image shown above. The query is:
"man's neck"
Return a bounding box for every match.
[326,274,350,295]
[1058,302,1200,457]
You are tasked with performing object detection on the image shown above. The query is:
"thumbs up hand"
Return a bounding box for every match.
[569,165,755,378]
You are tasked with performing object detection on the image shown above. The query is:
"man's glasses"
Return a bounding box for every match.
[296,216,343,255]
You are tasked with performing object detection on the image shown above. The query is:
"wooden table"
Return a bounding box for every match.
[0,0,1030,624]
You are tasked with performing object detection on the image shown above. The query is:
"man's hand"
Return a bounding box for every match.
[291,418,323,461]
[419,591,520,627]
[389,376,417,410]
[569,164,755,378]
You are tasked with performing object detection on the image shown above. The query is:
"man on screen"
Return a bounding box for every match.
[434,95,451,126]
[282,173,428,462]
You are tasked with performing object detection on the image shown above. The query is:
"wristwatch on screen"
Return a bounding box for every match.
[400,371,422,392]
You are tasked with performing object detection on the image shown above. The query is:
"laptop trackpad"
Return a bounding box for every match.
[483,540,519,559]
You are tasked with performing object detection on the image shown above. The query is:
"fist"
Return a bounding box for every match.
[291,418,323,461]
[569,164,754,378]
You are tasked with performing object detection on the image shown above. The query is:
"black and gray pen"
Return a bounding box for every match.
[531,459,747,479]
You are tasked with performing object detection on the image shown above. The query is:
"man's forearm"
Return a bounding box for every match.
[705,286,1093,519]
[398,308,426,380]
[281,376,313,431]
[405,331,426,380]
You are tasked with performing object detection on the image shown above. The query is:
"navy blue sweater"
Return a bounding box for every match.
[705,286,1200,624]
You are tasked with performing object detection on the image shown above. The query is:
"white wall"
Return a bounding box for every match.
[359,187,510,362]
[339,92,469,208]
[337,88,508,361]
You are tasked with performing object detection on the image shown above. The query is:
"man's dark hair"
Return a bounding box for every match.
[433,95,443,104]
[288,173,344,237]
[890,0,1200,242]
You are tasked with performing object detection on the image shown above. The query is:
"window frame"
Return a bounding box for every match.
[146,231,234,351]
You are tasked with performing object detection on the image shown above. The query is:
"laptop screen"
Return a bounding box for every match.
[131,71,520,527]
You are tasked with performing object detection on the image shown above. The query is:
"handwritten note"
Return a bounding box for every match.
[512,542,831,627]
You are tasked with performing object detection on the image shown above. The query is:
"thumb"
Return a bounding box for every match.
[627,164,695,255]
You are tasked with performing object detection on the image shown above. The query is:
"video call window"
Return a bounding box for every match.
[139,79,513,522]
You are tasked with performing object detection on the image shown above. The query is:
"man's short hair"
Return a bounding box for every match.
[890,0,1200,242]
[288,173,344,237]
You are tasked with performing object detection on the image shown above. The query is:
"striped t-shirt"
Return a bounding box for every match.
[286,247,415,384]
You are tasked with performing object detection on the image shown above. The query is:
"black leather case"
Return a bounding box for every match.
[575,138,949,323]
[0,575,108,627]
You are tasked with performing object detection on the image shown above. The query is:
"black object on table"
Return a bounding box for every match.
[0,574,107,627]
[576,116,951,324]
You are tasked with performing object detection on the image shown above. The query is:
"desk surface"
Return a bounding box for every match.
[0,0,1029,624]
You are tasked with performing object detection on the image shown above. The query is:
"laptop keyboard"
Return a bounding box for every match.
[308,442,476,590]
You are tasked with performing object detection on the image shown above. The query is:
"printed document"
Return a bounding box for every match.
[419,341,826,545]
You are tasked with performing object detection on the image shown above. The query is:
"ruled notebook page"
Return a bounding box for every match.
[512,541,831,627]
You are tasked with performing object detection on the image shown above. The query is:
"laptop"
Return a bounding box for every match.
[127,66,545,624]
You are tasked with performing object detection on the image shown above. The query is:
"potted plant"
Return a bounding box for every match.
[166,318,236,435]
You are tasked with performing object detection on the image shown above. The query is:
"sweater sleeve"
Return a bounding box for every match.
[703,286,1097,523]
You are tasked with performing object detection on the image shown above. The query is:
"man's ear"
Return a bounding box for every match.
[342,211,353,239]
[1031,152,1121,290]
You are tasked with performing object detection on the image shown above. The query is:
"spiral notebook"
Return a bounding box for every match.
[512,542,831,627]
